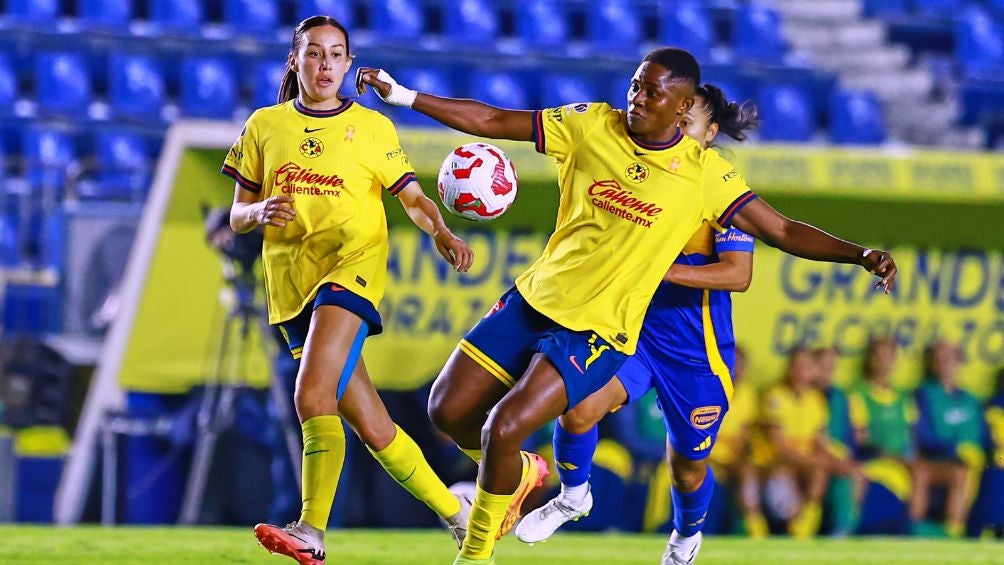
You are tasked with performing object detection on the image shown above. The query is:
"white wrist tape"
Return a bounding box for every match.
[376,69,417,108]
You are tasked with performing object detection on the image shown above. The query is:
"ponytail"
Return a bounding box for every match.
[277,15,352,105]
[696,83,759,142]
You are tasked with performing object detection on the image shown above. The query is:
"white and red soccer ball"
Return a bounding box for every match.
[437,142,518,221]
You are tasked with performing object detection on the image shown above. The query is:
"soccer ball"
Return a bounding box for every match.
[437,142,518,221]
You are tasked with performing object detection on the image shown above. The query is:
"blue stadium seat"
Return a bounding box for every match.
[517,0,569,48]
[734,5,787,64]
[251,60,286,110]
[958,80,1004,126]
[757,84,814,142]
[0,55,16,113]
[829,89,886,145]
[660,2,715,60]
[35,52,92,116]
[109,55,165,121]
[956,7,1004,79]
[78,0,132,29]
[393,68,454,126]
[541,74,598,108]
[22,126,77,191]
[296,0,355,28]
[588,0,642,55]
[862,0,909,18]
[4,0,59,24]
[149,0,203,34]
[370,0,424,41]
[179,58,237,119]
[469,71,530,110]
[914,0,962,18]
[224,0,279,35]
[443,0,499,45]
[83,128,152,200]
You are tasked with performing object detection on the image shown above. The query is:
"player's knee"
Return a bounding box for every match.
[481,413,523,455]
[558,410,596,435]
[427,393,462,437]
[293,384,337,422]
[670,457,708,492]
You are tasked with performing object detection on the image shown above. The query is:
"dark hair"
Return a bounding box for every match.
[695,83,760,142]
[277,16,351,105]
[642,47,701,86]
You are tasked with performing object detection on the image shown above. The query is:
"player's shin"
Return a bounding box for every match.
[553,421,598,503]
[368,425,462,520]
[461,483,513,559]
[671,465,715,537]
[299,415,347,531]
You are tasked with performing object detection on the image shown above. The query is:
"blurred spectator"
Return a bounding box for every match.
[969,367,1004,538]
[814,346,863,537]
[707,346,768,537]
[760,347,830,538]
[849,336,915,535]
[910,340,984,537]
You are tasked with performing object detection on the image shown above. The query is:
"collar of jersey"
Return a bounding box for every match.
[629,128,684,151]
[294,98,353,118]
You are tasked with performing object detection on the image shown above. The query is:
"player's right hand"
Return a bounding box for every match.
[254,196,296,228]
[861,248,897,293]
[355,67,417,107]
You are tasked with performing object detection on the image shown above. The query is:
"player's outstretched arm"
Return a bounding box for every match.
[396,181,474,272]
[229,184,295,233]
[730,198,897,292]
[664,250,753,292]
[356,67,534,142]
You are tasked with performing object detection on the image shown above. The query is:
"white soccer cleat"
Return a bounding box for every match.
[253,522,326,565]
[443,484,474,549]
[661,530,702,565]
[513,487,593,543]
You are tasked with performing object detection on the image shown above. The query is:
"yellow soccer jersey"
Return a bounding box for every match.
[711,382,759,467]
[762,384,829,458]
[520,103,755,354]
[221,99,415,324]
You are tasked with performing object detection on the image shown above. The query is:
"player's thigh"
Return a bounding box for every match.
[485,353,570,448]
[652,359,729,460]
[294,305,366,413]
[429,346,512,429]
[559,376,628,434]
[337,357,396,450]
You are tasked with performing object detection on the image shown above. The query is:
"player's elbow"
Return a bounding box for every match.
[734,271,753,292]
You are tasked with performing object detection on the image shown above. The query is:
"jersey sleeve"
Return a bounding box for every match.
[531,102,608,161]
[221,114,264,193]
[700,149,757,229]
[372,115,417,197]
[714,226,755,254]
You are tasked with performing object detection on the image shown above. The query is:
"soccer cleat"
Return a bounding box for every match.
[497,451,550,539]
[661,530,702,565]
[514,486,593,543]
[254,522,326,565]
[442,486,474,549]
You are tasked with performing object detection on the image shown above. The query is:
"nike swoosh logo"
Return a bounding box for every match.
[568,356,585,374]
[304,127,325,133]
[304,449,330,456]
[633,149,647,156]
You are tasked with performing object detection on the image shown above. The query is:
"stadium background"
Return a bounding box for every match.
[1,0,1003,560]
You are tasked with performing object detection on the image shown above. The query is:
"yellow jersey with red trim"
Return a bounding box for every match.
[221,99,415,324]
[522,102,756,354]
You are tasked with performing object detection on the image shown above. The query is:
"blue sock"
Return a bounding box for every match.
[552,421,598,487]
[671,465,715,536]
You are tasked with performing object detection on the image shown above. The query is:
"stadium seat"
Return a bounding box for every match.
[251,60,286,110]
[22,126,77,191]
[914,0,962,18]
[148,0,203,34]
[469,70,530,111]
[956,7,1004,79]
[862,0,909,18]
[35,52,92,116]
[78,0,132,30]
[4,0,59,24]
[829,89,886,145]
[757,84,814,142]
[224,0,279,36]
[109,55,166,121]
[541,74,598,108]
[393,68,454,126]
[82,128,152,200]
[179,58,238,119]
[957,80,1004,126]
[296,0,355,28]
[588,0,642,55]
[370,0,425,41]
[660,2,714,60]
[734,5,787,64]
[517,0,569,48]
[443,0,499,45]
[0,54,16,113]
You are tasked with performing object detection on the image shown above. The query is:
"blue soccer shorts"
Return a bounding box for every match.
[460,287,628,411]
[617,340,732,461]
[277,282,383,360]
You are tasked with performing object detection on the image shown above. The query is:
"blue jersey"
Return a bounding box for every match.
[638,224,754,376]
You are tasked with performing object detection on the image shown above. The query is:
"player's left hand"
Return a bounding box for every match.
[434,230,474,273]
[861,249,897,293]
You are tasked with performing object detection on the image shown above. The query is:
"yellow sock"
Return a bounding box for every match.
[946,520,964,538]
[746,512,769,539]
[789,502,822,538]
[460,447,483,464]
[461,483,512,559]
[369,425,461,520]
[299,415,346,531]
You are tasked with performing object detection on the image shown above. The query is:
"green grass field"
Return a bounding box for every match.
[1,527,1002,564]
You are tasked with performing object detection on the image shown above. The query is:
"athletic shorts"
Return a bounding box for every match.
[277,282,383,359]
[460,287,628,411]
[617,341,732,461]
